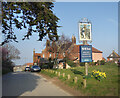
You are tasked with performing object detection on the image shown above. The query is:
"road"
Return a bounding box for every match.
[2,72,72,96]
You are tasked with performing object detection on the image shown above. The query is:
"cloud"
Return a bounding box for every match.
[107,18,118,25]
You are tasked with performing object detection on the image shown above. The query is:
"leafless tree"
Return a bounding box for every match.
[2,44,20,60]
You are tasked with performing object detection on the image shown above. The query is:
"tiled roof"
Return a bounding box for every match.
[35,53,41,56]
[102,57,106,60]
[107,50,120,58]
[26,63,33,65]
[92,47,102,53]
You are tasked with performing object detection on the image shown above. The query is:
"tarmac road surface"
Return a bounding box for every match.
[2,72,72,96]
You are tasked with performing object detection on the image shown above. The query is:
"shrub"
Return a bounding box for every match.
[41,64,49,69]
[89,62,96,66]
[80,62,85,66]
[105,61,117,66]
[66,60,76,67]
[100,60,106,65]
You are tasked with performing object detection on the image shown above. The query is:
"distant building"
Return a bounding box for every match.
[33,35,103,64]
[102,57,106,62]
[107,50,120,63]
[25,63,33,67]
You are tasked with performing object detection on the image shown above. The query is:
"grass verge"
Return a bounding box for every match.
[40,64,118,96]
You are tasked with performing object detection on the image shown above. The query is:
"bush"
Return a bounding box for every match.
[80,62,85,66]
[2,68,11,75]
[66,60,76,67]
[41,64,49,69]
[105,61,117,66]
[100,60,106,65]
[89,62,96,66]
[48,58,54,69]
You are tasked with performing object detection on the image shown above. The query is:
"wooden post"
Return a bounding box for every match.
[83,79,86,88]
[74,77,78,83]
[85,62,88,75]
[63,73,65,77]
[56,71,57,74]
[83,40,88,88]
[58,72,60,77]
[68,74,70,80]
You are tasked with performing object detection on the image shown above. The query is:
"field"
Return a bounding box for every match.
[41,63,119,96]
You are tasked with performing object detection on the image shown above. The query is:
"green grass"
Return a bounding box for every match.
[41,64,119,96]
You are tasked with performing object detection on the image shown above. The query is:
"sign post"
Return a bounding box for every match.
[80,45,92,75]
[78,18,92,88]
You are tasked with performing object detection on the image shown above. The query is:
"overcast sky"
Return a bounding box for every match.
[11,2,118,65]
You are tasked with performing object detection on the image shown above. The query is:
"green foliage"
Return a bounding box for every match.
[100,60,106,65]
[80,62,85,66]
[66,59,76,67]
[41,69,56,78]
[89,62,96,66]
[83,70,107,81]
[2,2,60,45]
[1,44,20,74]
[48,57,54,69]
[2,68,12,75]
[92,70,106,81]
[41,64,118,96]
[83,73,92,79]
[41,64,49,69]
[105,61,117,66]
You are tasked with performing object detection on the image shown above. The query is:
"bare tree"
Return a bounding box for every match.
[2,44,20,60]
[47,34,72,68]
[2,44,20,73]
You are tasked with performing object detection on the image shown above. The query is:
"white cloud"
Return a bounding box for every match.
[107,18,118,25]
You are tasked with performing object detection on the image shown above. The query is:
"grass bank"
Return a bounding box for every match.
[41,63,118,96]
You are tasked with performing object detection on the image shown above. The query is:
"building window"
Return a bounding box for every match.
[43,54,44,58]
[38,56,40,59]
[50,53,51,57]
[110,58,113,60]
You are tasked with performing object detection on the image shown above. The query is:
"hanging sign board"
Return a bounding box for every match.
[79,22,92,41]
[80,45,92,62]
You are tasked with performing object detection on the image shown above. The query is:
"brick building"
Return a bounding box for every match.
[33,36,103,64]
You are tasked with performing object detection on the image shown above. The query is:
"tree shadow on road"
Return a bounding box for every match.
[2,72,40,97]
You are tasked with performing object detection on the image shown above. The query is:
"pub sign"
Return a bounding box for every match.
[80,45,92,62]
[79,22,92,41]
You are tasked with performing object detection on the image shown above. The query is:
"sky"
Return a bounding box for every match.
[10,2,118,65]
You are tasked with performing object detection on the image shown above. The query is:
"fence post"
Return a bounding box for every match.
[68,74,70,80]
[56,71,57,75]
[58,72,60,77]
[63,73,65,77]
[83,79,86,88]
[74,77,78,83]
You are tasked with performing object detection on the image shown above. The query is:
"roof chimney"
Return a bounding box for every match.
[72,35,76,45]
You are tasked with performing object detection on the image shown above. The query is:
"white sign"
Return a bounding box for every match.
[79,22,92,41]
